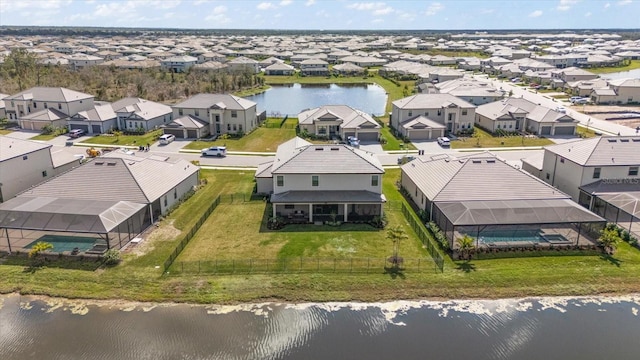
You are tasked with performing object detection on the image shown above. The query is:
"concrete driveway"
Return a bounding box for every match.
[359,142,384,154]
[411,140,455,154]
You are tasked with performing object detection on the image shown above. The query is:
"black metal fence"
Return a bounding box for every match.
[401,202,445,272]
[162,196,221,272]
[166,256,439,275]
[218,193,264,203]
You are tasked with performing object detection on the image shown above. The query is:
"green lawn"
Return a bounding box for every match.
[85,130,163,146]
[452,127,555,149]
[30,133,62,141]
[379,126,416,151]
[183,126,296,152]
[4,169,640,304]
[589,60,640,74]
[576,125,598,138]
[0,129,14,135]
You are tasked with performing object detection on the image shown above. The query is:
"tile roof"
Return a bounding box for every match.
[392,93,475,110]
[298,105,380,130]
[172,93,256,110]
[0,135,52,162]
[20,108,69,121]
[6,87,93,102]
[545,136,640,166]
[476,97,577,123]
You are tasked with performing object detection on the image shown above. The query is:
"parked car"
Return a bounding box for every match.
[158,134,175,145]
[437,136,451,147]
[397,155,416,165]
[201,146,227,157]
[511,77,521,83]
[69,129,85,138]
[570,97,589,105]
[347,136,360,148]
[555,106,567,114]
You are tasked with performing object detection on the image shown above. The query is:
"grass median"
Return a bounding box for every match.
[452,127,554,149]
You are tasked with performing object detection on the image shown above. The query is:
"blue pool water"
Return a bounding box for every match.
[26,235,98,252]
[477,230,548,244]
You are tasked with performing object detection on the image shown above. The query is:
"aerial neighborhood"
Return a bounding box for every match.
[0,28,639,291]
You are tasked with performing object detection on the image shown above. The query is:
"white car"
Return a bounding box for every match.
[347,136,360,148]
[201,146,227,157]
[437,137,451,147]
[158,134,175,144]
[555,106,567,114]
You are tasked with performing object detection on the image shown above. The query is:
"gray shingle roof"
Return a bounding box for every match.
[392,93,475,110]
[112,98,171,121]
[0,135,52,162]
[6,87,93,102]
[298,105,380,130]
[172,93,256,110]
[545,136,640,166]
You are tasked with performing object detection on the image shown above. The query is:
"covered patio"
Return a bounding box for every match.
[270,190,386,224]
[432,198,606,251]
[0,197,149,254]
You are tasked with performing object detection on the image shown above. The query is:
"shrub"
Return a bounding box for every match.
[103,249,121,266]
[370,214,388,229]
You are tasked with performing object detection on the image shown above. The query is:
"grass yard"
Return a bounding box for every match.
[85,129,163,146]
[30,133,62,140]
[183,126,296,152]
[452,127,555,149]
[588,60,640,74]
[0,129,13,135]
[576,125,598,138]
[379,126,416,151]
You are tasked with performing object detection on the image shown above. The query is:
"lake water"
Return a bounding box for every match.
[600,68,640,80]
[245,83,387,117]
[1,294,640,360]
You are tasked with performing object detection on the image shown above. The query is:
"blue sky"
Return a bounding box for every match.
[0,0,638,30]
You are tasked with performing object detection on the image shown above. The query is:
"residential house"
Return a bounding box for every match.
[162,114,210,139]
[68,53,104,69]
[0,152,199,252]
[172,93,258,136]
[336,55,387,67]
[0,136,80,202]
[227,56,260,74]
[590,78,640,105]
[391,94,476,139]
[255,137,385,224]
[551,67,599,83]
[298,105,381,141]
[401,152,605,253]
[428,78,504,105]
[564,78,610,97]
[300,59,329,76]
[475,98,578,136]
[264,63,295,76]
[332,62,366,76]
[4,87,94,130]
[197,52,226,64]
[0,93,8,119]
[160,55,198,73]
[522,136,640,237]
[68,103,117,134]
[112,97,173,132]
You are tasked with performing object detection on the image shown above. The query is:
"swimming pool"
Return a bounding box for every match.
[476,230,561,245]
[26,235,99,253]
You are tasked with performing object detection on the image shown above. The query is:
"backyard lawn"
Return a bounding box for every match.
[85,129,163,147]
[452,127,555,149]
[183,125,296,152]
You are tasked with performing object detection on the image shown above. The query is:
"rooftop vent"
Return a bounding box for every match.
[107,162,117,166]
[94,161,104,165]
[330,147,339,151]
[315,147,324,151]
[486,160,496,163]
[472,160,482,164]
[607,139,617,143]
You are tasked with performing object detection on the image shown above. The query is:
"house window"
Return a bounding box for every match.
[437,110,442,116]
[425,112,429,116]
[408,111,412,117]
[277,176,284,187]
[227,124,231,131]
[560,158,565,163]
[462,109,468,115]
[421,195,424,204]
[231,111,237,118]
[42,170,47,177]
[174,189,177,199]
[215,115,220,123]
[195,109,199,116]
[546,173,550,180]
[233,124,237,131]
[164,196,167,207]
[179,109,183,116]
[371,175,379,186]
[44,103,48,109]
[284,204,295,209]
[593,167,601,179]
[129,122,132,128]
[318,127,327,135]
[33,102,37,108]
[312,175,319,187]
[629,167,639,176]
[239,124,243,132]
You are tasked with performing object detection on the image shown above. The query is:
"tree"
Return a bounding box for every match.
[28,241,53,258]
[387,226,408,268]
[599,227,621,255]
[456,235,475,261]
[112,130,122,142]
[0,48,38,91]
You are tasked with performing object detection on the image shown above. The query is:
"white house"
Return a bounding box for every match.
[297,105,381,142]
[300,59,329,76]
[255,137,385,224]
[172,94,258,136]
[112,97,173,132]
[160,55,198,73]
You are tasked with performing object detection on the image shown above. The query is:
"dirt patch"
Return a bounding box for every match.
[580,104,640,130]
[126,220,182,257]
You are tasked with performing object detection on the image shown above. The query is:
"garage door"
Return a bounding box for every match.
[408,129,433,140]
[540,126,552,136]
[187,129,198,138]
[357,132,378,142]
[70,124,89,132]
[163,128,184,138]
[554,126,575,136]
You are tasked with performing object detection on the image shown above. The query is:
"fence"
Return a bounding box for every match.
[166,256,440,275]
[218,192,265,203]
[401,202,445,272]
[162,195,221,272]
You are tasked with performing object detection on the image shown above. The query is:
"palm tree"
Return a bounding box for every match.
[599,227,621,255]
[386,226,408,268]
[456,235,475,261]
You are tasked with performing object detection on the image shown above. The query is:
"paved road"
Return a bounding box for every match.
[473,74,638,136]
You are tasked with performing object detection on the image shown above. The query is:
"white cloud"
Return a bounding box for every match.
[347,2,394,16]
[205,5,230,24]
[373,6,393,15]
[305,0,315,6]
[372,18,384,24]
[528,10,543,17]
[1,0,72,11]
[480,9,495,14]
[604,2,611,7]
[557,0,579,11]
[585,11,592,17]
[193,0,212,5]
[425,2,444,16]
[279,0,293,5]
[396,10,415,22]
[617,0,632,5]
[257,2,276,10]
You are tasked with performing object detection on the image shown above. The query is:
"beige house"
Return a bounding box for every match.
[4,87,94,130]
[160,55,198,73]
[0,136,80,202]
[391,94,476,140]
[112,97,172,132]
[522,136,640,237]
[172,94,257,136]
[227,56,260,74]
[475,98,578,136]
[300,59,329,76]
[297,105,380,142]
[590,78,640,105]
[255,137,385,223]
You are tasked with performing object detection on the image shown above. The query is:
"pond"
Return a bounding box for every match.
[2,294,640,360]
[600,68,640,80]
[245,83,387,117]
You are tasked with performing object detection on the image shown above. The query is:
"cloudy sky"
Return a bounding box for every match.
[0,0,638,30]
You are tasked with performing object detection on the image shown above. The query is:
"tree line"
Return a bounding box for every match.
[0,49,265,103]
